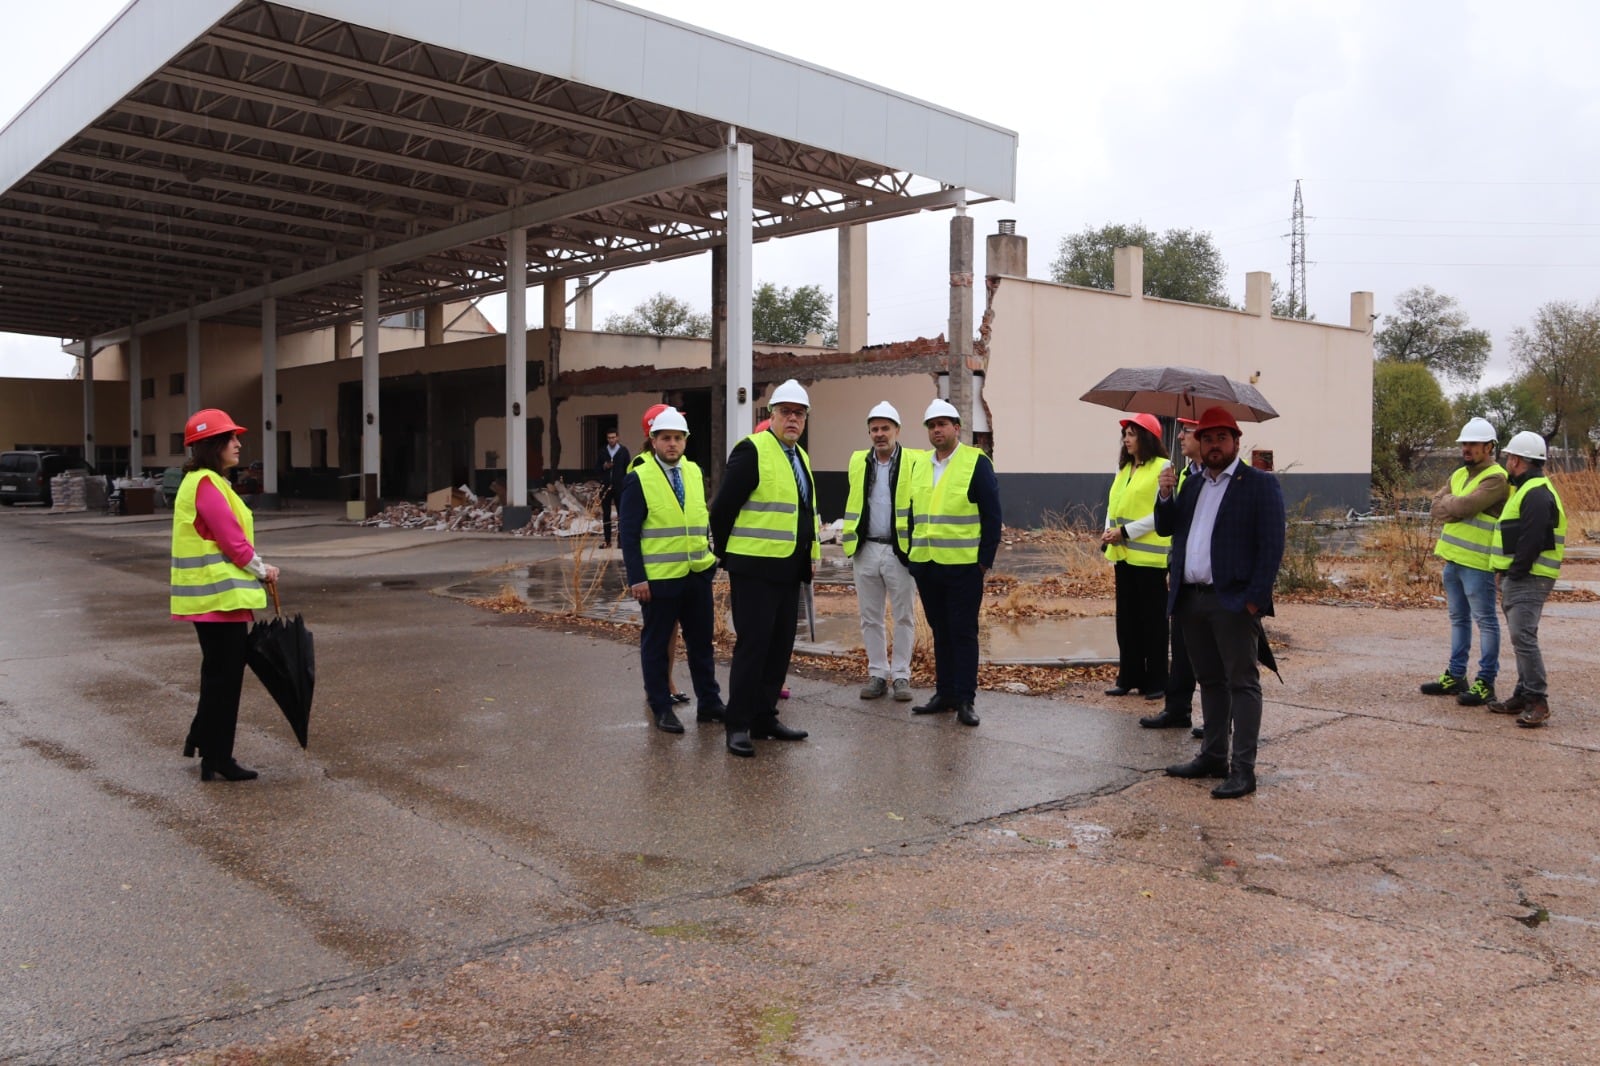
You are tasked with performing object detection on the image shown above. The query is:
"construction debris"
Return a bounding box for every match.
[49,471,108,513]
[360,479,604,537]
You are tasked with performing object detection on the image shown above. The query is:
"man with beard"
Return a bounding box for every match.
[1155,406,1285,799]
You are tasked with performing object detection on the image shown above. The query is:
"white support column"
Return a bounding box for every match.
[81,341,96,468]
[128,332,142,476]
[505,227,528,508]
[725,141,754,447]
[262,297,278,495]
[186,317,201,412]
[837,223,868,352]
[362,267,380,497]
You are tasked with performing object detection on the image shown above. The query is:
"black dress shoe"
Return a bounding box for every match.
[1138,709,1192,729]
[1211,771,1257,799]
[200,759,258,782]
[912,694,956,715]
[1104,685,1134,697]
[653,708,685,734]
[696,702,727,723]
[725,731,755,757]
[1191,726,1204,739]
[750,720,808,741]
[183,732,200,758]
[670,692,691,705]
[1165,755,1227,779]
[956,703,980,727]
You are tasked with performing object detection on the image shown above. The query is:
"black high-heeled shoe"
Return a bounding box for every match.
[200,759,258,782]
[670,692,690,704]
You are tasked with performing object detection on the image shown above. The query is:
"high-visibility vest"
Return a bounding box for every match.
[1105,458,1171,568]
[170,469,267,615]
[724,431,821,561]
[841,446,918,557]
[1433,463,1507,570]
[637,457,717,580]
[908,444,982,565]
[1491,476,1566,579]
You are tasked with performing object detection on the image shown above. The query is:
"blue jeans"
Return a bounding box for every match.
[1443,561,1498,683]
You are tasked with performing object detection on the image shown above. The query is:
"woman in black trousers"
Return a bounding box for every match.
[1100,413,1172,699]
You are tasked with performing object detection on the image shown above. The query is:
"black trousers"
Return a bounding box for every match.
[1164,608,1196,716]
[914,562,984,704]
[599,488,620,544]
[1177,587,1264,773]
[726,572,800,732]
[640,570,722,715]
[190,621,248,762]
[1113,561,1168,693]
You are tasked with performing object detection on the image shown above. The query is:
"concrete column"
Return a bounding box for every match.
[186,317,201,411]
[262,297,278,496]
[837,223,868,352]
[1113,246,1144,298]
[506,227,529,513]
[128,332,142,477]
[947,203,975,443]
[710,246,727,479]
[425,302,444,346]
[334,320,352,360]
[82,341,96,468]
[1245,271,1273,317]
[573,278,594,331]
[1350,291,1375,331]
[725,141,754,449]
[362,267,380,506]
[542,278,565,330]
[985,222,1028,278]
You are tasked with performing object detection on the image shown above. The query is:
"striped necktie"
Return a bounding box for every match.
[668,465,684,507]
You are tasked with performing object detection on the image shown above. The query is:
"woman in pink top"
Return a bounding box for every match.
[171,409,280,782]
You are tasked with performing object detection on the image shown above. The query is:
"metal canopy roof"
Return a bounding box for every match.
[0,0,1017,344]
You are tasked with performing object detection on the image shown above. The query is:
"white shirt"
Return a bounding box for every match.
[866,448,895,539]
[606,443,620,458]
[1183,458,1239,585]
[930,445,957,488]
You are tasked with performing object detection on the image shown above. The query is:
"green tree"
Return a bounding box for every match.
[1510,298,1600,461]
[1374,286,1491,385]
[601,292,711,338]
[752,282,837,347]
[1270,280,1314,320]
[1372,360,1453,491]
[1452,380,1543,442]
[1049,223,1232,307]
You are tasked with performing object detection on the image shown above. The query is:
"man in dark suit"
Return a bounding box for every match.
[1154,406,1285,799]
[709,379,817,757]
[596,428,629,548]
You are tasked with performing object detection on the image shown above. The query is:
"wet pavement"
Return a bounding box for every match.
[0,503,1148,1063]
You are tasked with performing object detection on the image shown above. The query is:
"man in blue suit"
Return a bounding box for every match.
[1153,406,1285,799]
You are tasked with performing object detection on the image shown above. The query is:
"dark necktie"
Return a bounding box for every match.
[786,447,809,506]
[668,465,684,507]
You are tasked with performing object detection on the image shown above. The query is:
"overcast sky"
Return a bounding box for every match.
[3,0,1597,389]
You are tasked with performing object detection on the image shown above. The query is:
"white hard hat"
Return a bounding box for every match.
[1504,430,1547,461]
[650,407,689,435]
[923,398,961,424]
[769,379,810,408]
[1457,417,1497,443]
[866,401,901,425]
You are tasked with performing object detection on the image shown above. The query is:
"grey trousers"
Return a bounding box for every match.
[1500,573,1555,698]
[1178,587,1264,773]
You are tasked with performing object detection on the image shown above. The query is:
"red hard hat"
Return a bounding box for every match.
[1119,412,1162,438]
[184,408,246,445]
[1176,417,1200,427]
[753,418,771,434]
[1194,406,1241,436]
[641,403,670,437]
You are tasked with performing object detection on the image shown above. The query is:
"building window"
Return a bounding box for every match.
[140,378,155,400]
[380,309,426,330]
[309,428,328,468]
[170,432,184,454]
[141,434,156,457]
[168,372,185,396]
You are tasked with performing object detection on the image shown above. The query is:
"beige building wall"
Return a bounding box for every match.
[0,378,128,458]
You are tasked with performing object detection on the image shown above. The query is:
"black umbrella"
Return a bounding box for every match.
[1255,617,1282,684]
[1080,365,1279,423]
[246,581,315,748]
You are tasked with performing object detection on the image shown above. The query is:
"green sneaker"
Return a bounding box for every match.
[1457,678,1495,707]
[1420,673,1465,696]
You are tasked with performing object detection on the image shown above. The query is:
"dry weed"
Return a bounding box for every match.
[1552,469,1600,542]
[1035,507,1115,597]
[560,502,611,615]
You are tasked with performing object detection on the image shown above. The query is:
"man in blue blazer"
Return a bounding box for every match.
[1153,406,1286,798]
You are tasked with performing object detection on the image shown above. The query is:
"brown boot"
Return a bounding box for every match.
[1516,698,1550,728]
[1487,692,1530,715]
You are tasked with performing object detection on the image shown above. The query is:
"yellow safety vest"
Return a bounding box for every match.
[908,444,982,565]
[1433,463,1507,570]
[170,469,267,615]
[841,446,918,557]
[1491,477,1566,579]
[724,431,821,561]
[637,457,717,580]
[1105,458,1172,568]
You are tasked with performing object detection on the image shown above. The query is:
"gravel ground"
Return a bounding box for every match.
[145,570,1600,1065]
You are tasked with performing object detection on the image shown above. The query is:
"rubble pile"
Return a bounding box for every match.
[49,471,108,513]
[359,479,604,537]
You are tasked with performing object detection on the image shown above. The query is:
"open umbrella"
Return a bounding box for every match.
[1080,365,1278,423]
[246,581,315,748]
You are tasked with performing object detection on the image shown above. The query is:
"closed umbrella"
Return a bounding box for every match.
[1080,365,1278,423]
[246,581,315,748]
